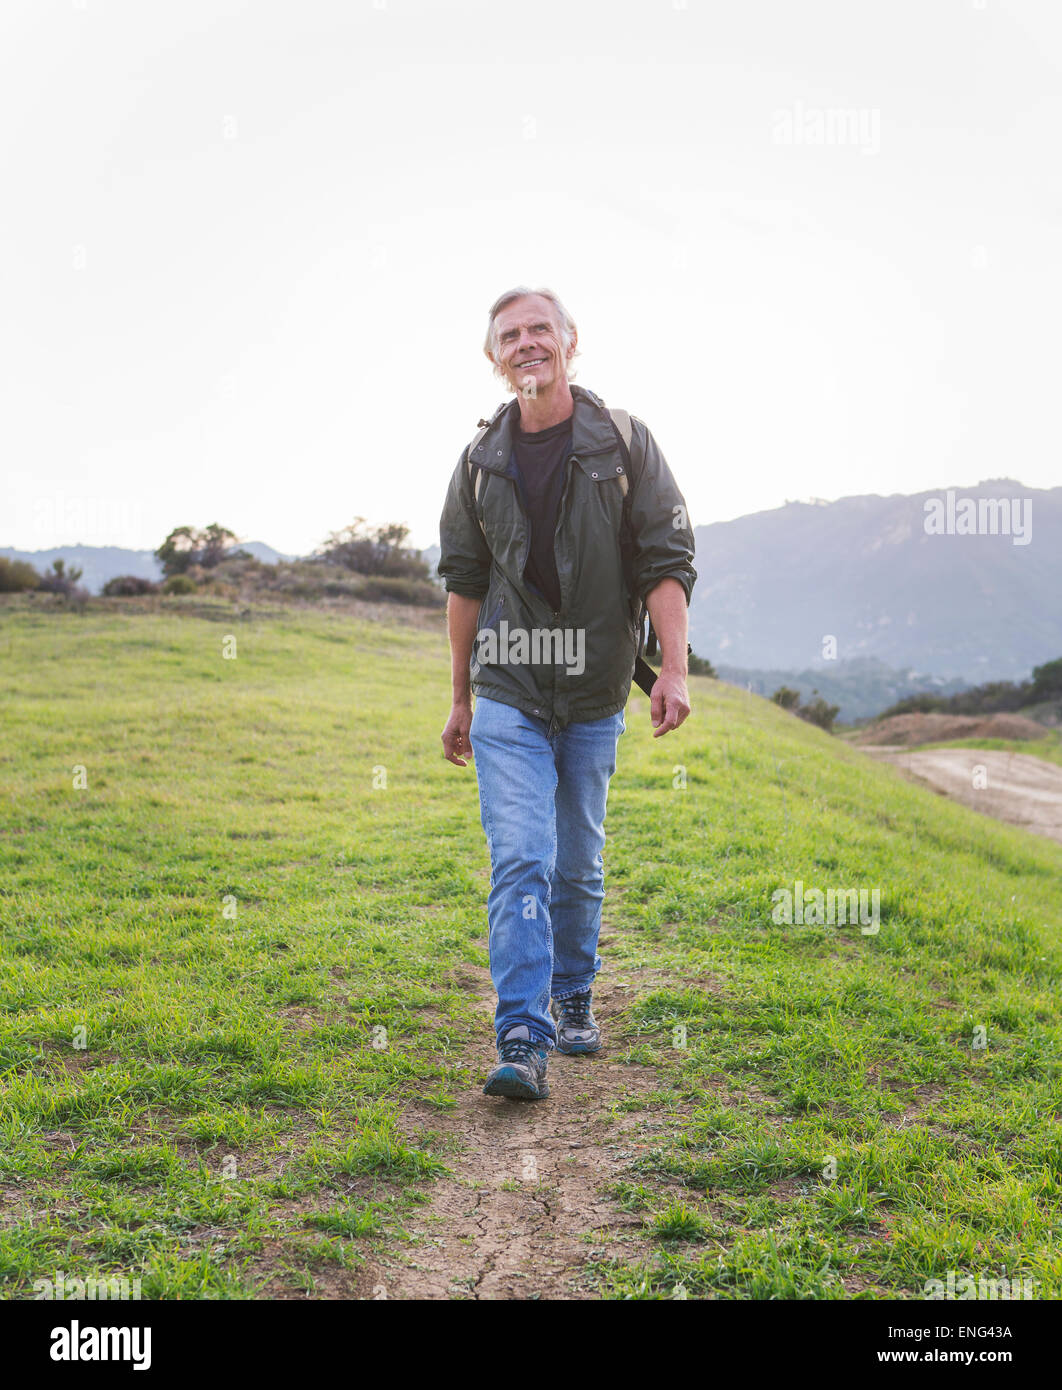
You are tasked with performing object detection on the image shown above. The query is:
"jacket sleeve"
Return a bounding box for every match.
[627,417,697,604]
[437,448,492,599]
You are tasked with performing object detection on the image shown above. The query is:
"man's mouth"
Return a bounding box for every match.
[515,357,548,370]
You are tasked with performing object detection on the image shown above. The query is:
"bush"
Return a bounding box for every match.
[102,574,161,596]
[688,651,716,678]
[37,559,84,597]
[796,695,841,732]
[880,692,946,716]
[351,576,445,606]
[162,574,197,595]
[0,557,41,592]
[771,686,801,711]
[771,685,839,733]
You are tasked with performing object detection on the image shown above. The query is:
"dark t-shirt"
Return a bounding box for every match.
[511,413,573,613]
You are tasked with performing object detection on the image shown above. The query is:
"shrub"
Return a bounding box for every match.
[688,651,716,678]
[351,576,445,606]
[162,574,197,595]
[102,574,161,596]
[37,559,84,597]
[796,695,841,732]
[771,685,839,733]
[0,557,41,592]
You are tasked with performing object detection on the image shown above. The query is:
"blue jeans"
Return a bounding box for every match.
[468,695,626,1051]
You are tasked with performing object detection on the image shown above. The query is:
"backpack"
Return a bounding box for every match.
[464,404,662,698]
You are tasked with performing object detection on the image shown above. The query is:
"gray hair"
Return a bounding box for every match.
[483,286,580,389]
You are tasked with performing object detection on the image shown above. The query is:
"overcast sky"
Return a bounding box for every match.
[2,0,1060,556]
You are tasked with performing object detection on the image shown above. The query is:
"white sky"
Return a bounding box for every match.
[2,0,1060,556]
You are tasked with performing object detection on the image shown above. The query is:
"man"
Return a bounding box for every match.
[438,286,696,1100]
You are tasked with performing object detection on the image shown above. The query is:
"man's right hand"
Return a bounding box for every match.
[442,700,474,767]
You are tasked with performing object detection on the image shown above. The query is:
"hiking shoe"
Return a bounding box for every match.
[483,1025,550,1100]
[552,991,601,1055]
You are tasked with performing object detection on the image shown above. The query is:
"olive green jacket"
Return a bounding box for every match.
[437,383,696,733]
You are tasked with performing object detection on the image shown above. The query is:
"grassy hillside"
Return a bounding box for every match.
[1,602,1060,1300]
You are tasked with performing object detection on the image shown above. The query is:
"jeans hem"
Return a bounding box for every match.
[552,981,596,1002]
[497,1033,555,1054]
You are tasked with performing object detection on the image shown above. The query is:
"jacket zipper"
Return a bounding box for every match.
[492,434,616,737]
[551,453,578,624]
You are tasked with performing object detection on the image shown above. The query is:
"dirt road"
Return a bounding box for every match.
[863,746,1062,844]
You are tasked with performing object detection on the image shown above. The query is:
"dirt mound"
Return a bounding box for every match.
[857,711,1047,747]
[864,747,1062,844]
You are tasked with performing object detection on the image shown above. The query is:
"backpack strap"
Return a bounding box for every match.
[605,407,661,687]
[607,407,634,499]
[465,420,492,532]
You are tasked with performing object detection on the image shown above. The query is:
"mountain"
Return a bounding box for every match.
[420,544,443,585]
[0,543,295,595]
[687,479,1062,682]
[232,542,295,565]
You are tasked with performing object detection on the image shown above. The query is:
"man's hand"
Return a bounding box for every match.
[650,670,691,737]
[442,699,474,766]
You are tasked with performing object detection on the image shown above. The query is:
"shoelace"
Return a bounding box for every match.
[558,994,592,1026]
[499,1038,540,1063]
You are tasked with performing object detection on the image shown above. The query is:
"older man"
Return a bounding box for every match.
[438,287,696,1099]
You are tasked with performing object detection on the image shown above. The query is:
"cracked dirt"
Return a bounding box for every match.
[355,970,689,1300]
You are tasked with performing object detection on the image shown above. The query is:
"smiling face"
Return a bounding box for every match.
[491,294,576,396]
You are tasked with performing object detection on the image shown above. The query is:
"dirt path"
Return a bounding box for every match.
[864,746,1062,844]
[357,967,689,1300]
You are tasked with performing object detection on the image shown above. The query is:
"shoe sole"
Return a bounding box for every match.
[556,1038,601,1055]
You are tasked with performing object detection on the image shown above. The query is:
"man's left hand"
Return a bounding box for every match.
[650,670,691,737]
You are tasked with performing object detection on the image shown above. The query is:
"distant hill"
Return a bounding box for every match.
[0,542,294,595]
[420,544,443,585]
[716,657,970,724]
[687,479,1062,683]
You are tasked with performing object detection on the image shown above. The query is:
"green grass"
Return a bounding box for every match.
[1,598,1060,1300]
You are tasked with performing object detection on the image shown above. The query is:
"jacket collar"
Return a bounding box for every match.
[468,383,619,475]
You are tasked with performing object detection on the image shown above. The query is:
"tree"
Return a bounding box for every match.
[155,524,239,577]
[200,523,238,569]
[1030,657,1062,702]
